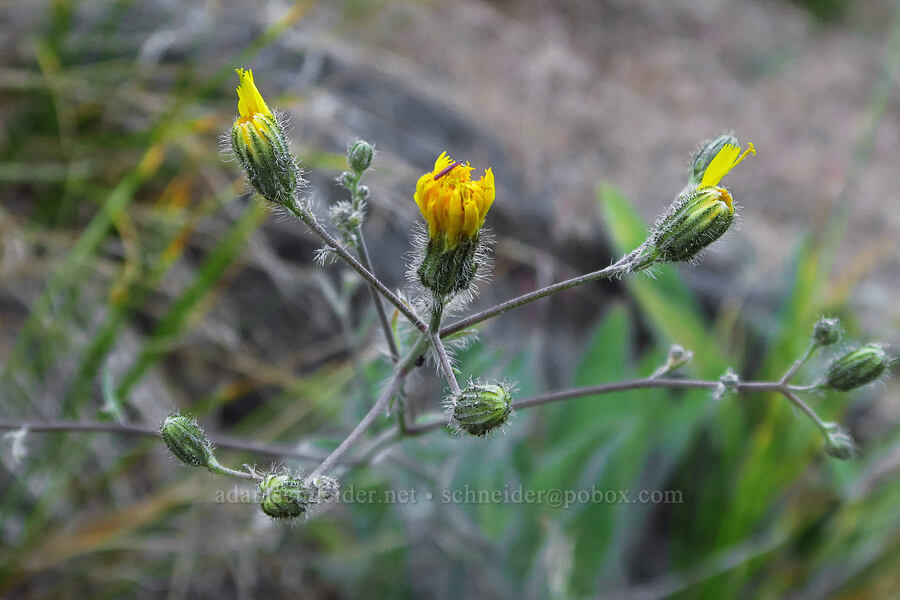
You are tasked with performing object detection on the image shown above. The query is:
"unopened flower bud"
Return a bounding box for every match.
[825,344,892,391]
[823,423,857,460]
[451,382,513,437]
[689,134,738,185]
[230,69,301,206]
[347,140,374,172]
[812,317,842,347]
[160,414,214,468]
[313,475,340,503]
[339,170,355,189]
[258,473,311,519]
[357,184,370,201]
[651,186,735,263]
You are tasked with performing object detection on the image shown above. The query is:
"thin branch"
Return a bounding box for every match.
[304,333,430,484]
[285,200,427,333]
[400,378,815,435]
[356,232,400,363]
[428,303,461,396]
[0,418,325,460]
[781,341,817,384]
[0,379,826,465]
[440,250,650,337]
[781,389,830,433]
[431,329,461,396]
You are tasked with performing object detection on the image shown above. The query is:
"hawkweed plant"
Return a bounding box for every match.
[2,68,894,522]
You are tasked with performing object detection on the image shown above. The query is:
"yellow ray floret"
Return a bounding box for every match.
[414,152,495,247]
[700,142,755,188]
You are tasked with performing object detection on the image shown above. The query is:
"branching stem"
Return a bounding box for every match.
[303,333,430,484]
[285,199,427,333]
[441,247,655,337]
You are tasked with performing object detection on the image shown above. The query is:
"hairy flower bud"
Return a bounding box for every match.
[651,186,735,262]
[347,140,374,172]
[451,382,513,436]
[689,134,738,185]
[812,317,842,347]
[230,68,301,206]
[823,423,857,460]
[313,475,340,504]
[258,473,311,519]
[338,170,355,189]
[160,414,214,468]
[825,344,892,391]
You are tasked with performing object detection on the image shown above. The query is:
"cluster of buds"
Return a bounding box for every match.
[229,69,302,206]
[448,381,513,437]
[331,140,375,247]
[413,152,495,301]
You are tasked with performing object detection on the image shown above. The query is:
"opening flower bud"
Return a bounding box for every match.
[689,134,738,185]
[451,382,513,437]
[258,473,312,519]
[812,317,842,347]
[347,140,374,172]
[230,68,301,206]
[825,344,892,391]
[414,152,495,298]
[160,414,214,468]
[651,186,735,263]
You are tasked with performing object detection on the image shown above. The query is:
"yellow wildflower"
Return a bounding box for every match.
[699,142,755,189]
[230,69,299,205]
[414,152,495,249]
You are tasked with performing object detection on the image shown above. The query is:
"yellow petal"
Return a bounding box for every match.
[700,143,755,188]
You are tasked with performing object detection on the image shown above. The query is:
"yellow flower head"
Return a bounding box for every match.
[699,142,755,189]
[414,152,495,248]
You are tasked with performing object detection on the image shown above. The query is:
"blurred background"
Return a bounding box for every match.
[2,0,900,597]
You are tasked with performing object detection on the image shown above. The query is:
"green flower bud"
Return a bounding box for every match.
[338,170,355,189]
[689,134,738,185]
[347,140,374,172]
[313,475,340,504]
[357,184,370,201]
[160,414,214,468]
[812,317,842,347]
[651,186,735,263]
[231,69,301,206]
[451,382,513,437]
[825,344,892,391]
[258,473,311,519]
[823,423,857,460]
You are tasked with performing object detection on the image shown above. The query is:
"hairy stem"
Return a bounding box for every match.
[207,458,259,481]
[401,378,822,435]
[441,248,653,337]
[285,199,427,333]
[0,419,326,460]
[357,232,400,363]
[781,341,818,384]
[429,301,461,396]
[304,333,430,484]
